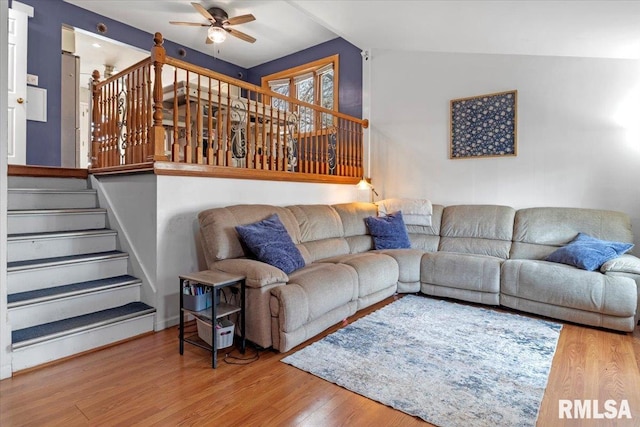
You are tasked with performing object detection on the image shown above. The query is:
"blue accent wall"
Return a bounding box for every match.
[19,0,248,166]
[248,38,363,119]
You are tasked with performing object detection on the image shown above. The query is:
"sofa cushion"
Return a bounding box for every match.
[287,204,350,262]
[546,233,634,271]
[365,211,411,250]
[198,205,300,266]
[278,263,359,330]
[287,205,344,242]
[236,214,306,274]
[320,252,399,302]
[421,252,502,295]
[377,248,424,285]
[510,207,633,260]
[501,259,637,317]
[332,202,377,236]
[438,205,515,259]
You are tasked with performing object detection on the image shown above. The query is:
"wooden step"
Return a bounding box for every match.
[11,302,156,372]
[7,229,117,262]
[7,208,107,234]
[8,188,97,210]
[7,251,129,294]
[8,175,88,190]
[8,275,142,329]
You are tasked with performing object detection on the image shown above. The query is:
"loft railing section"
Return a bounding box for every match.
[90,33,367,180]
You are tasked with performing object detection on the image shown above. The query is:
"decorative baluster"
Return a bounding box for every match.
[136,67,144,163]
[207,77,214,165]
[196,75,204,164]
[113,79,120,166]
[227,86,234,167]
[108,80,114,166]
[172,68,179,161]
[253,94,260,169]
[350,120,356,176]
[216,80,224,166]
[133,69,141,163]
[321,114,328,174]
[150,32,168,162]
[269,100,275,171]
[142,65,151,162]
[282,109,289,172]
[184,71,193,163]
[261,100,268,170]
[336,119,346,176]
[125,75,133,164]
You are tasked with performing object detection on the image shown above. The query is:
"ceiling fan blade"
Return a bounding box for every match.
[226,28,256,44]
[169,21,209,26]
[191,2,215,22]
[225,14,256,26]
[206,35,213,45]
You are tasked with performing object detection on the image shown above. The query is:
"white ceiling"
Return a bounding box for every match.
[64,0,337,69]
[64,0,640,75]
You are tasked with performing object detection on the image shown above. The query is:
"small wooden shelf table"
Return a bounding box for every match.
[178,270,246,368]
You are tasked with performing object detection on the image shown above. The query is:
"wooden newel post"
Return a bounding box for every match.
[90,70,102,168]
[149,32,168,162]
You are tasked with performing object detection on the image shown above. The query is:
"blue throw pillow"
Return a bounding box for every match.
[235,214,306,274]
[546,232,634,271]
[365,211,411,250]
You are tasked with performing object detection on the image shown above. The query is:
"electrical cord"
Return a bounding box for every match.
[223,343,261,365]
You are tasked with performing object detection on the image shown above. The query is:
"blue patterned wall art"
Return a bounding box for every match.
[450,90,517,159]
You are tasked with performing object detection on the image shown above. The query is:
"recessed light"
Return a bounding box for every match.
[92,43,102,48]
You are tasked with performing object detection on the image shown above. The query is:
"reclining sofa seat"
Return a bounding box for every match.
[421,205,516,305]
[501,207,639,331]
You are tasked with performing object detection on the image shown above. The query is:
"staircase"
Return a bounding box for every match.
[6,175,155,372]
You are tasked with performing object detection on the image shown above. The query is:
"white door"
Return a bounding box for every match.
[7,5,30,165]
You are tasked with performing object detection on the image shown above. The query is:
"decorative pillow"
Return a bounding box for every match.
[235,214,306,274]
[365,211,411,250]
[546,232,634,271]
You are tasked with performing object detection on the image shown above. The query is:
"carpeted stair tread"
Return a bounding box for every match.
[7,250,125,270]
[7,229,116,240]
[8,275,141,305]
[12,302,155,344]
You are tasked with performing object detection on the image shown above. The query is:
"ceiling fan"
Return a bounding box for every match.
[170,2,256,44]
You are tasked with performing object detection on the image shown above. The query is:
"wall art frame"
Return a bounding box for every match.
[449,90,518,159]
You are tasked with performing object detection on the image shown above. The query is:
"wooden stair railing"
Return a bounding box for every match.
[90,32,368,183]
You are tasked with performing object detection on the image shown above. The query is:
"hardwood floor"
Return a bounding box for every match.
[1,296,639,426]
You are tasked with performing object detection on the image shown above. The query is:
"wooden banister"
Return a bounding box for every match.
[89,31,367,182]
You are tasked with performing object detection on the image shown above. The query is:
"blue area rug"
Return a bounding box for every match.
[281,295,562,427]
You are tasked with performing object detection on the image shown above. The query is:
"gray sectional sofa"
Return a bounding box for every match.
[197,202,640,352]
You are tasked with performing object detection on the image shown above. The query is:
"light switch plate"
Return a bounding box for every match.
[27,74,38,86]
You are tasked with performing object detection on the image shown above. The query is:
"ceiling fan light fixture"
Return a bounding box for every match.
[207,26,227,43]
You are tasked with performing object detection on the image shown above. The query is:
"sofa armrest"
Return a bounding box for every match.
[211,258,288,288]
[600,254,640,275]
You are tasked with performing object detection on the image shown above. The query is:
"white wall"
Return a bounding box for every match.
[368,49,640,250]
[96,173,363,330]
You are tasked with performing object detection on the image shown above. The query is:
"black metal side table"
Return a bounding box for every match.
[178,270,246,368]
